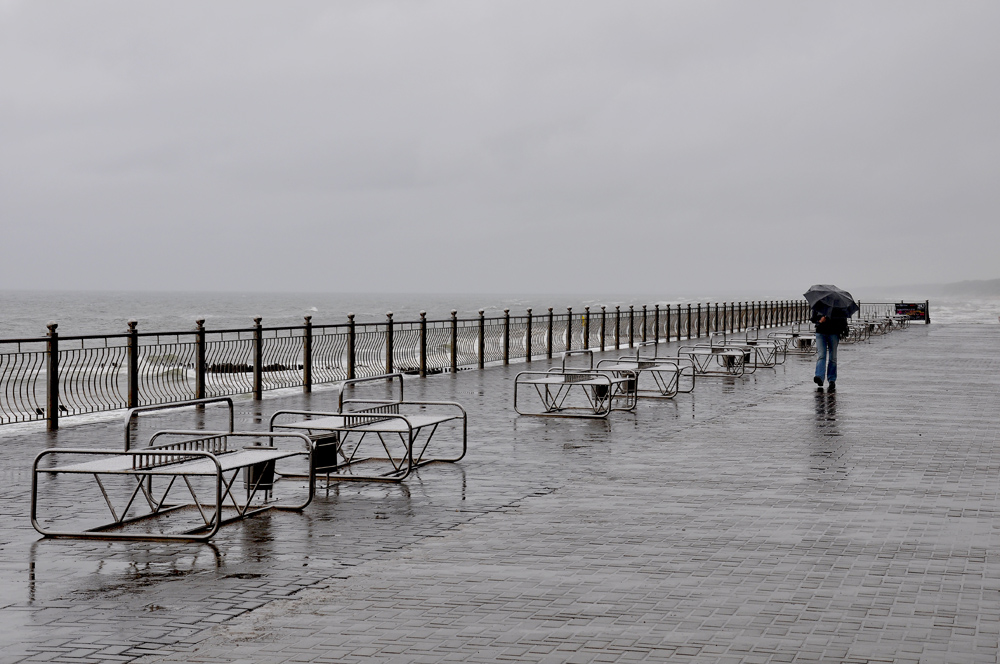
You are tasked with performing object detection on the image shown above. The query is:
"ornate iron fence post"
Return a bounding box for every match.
[253,317,264,399]
[615,306,621,350]
[503,309,510,365]
[46,322,59,431]
[628,306,634,348]
[385,312,394,374]
[546,307,554,359]
[600,305,606,352]
[301,316,311,394]
[196,319,207,399]
[347,313,356,381]
[925,299,931,324]
[653,305,659,348]
[641,305,647,343]
[686,305,692,339]
[666,304,672,342]
[526,308,533,362]
[451,310,458,372]
[694,304,700,338]
[419,311,427,377]
[478,309,485,369]
[127,320,139,408]
[567,306,576,351]
[583,306,590,350]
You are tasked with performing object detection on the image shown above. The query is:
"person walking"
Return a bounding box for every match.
[804,285,858,392]
[811,311,848,391]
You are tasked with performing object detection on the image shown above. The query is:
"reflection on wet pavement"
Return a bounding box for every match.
[2,325,1000,663]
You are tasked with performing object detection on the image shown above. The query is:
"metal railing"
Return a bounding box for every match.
[1,299,816,429]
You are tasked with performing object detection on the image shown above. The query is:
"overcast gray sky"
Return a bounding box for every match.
[1,1,997,296]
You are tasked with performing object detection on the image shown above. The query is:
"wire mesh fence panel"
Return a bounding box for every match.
[0,342,48,424]
[527,318,548,358]
[310,329,349,384]
[550,316,570,355]
[203,334,255,397]
[58,342,130,415]
[137,338,195,405]
[0,299,814,427]
[355,324,387,378]
[482,318,505,364]
[613,311,627,348]
[391,325,421,373]
[507,317,528,361]
[425,323,452,371]
[454,320,480,368]
[585,313,603,350]
[261,332,306,390]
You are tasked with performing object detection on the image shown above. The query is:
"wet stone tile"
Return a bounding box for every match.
[1,325,999,663]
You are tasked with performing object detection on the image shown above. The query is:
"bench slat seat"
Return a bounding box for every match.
[45,447,299,476]
[269,373,468,483]
[518,374,631,387]
[279,412,460,434]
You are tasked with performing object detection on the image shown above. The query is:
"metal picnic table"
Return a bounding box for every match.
[514,350,637,418]
[270,373,467,483]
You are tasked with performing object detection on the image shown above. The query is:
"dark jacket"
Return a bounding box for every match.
[811,312,849,337]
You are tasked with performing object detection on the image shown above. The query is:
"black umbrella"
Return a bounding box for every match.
[803,284,859,318]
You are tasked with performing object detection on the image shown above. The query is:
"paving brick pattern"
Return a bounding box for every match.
[2,324,999,663]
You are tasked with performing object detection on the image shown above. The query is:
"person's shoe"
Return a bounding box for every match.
[828,381,836,392]
[813,376,823,387]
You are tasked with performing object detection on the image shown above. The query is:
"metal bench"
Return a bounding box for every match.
[768,324,816,354]
[733,328,786,368]
[31,428,314,542]
[677,337,748,377]
[514,350,637,418]
[270,373,467,483]
[596,341,695,399]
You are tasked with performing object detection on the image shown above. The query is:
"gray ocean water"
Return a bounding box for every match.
[0,290,996,339]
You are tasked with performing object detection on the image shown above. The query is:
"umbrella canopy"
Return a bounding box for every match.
[803,284,859,318]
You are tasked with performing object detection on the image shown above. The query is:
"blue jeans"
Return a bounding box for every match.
[815,333,839,383]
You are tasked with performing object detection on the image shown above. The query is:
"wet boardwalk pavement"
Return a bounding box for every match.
[2,323,999,663]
